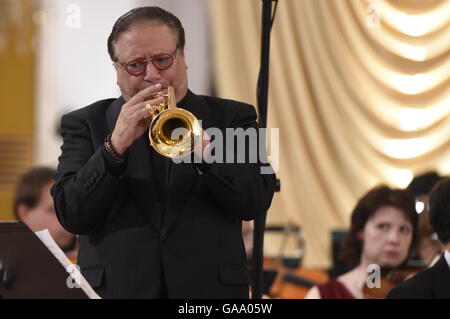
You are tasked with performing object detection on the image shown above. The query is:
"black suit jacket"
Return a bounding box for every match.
[51,90,276,298]
[387,254,450,299]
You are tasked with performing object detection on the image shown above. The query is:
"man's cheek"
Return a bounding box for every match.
[121,85,138,100]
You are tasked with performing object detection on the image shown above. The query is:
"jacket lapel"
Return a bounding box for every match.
[106,96,123,132]
[179,90,212,130]
[432,254,450,298]
[104,91,213,233]
[106,96,153,180]
[162,91,212,232]
[106,97,161,230]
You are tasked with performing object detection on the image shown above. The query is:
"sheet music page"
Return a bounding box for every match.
[34,229,101,299]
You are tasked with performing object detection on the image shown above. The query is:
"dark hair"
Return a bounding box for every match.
[107,6,185,62]
[428,178,450,244]
[13,167,56,221]
[407,171,442,197]
[340,185,418,268]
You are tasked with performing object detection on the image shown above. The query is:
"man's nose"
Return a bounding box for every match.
[143,62,162,82]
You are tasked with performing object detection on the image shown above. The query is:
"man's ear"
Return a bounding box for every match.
[16,204,30,222]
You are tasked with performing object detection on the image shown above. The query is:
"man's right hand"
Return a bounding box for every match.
[111,84,165,155]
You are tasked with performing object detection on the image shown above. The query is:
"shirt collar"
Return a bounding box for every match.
[444,250,450,270]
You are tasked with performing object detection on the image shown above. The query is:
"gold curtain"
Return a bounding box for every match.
[0,0,36,221]
[209,0,450,268]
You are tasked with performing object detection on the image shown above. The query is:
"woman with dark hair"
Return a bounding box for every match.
[305,185,418,299]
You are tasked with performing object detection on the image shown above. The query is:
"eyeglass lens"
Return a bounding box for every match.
[126,54,173,75]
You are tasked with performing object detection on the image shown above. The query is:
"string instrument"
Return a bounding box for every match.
[261,225,328,298]
[363,262,425,299]
[264,256,328,299]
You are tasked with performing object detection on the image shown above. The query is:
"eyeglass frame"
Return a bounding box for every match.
[114,45,179,76]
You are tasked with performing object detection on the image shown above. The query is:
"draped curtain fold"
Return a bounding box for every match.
[209,0,450,268]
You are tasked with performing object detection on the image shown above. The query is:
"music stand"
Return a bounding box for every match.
[0,222,88,299]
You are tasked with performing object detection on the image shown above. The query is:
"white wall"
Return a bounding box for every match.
[35,0,210,167]
[138,0,212,95]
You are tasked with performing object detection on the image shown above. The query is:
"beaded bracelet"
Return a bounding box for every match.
[104,134,127,163]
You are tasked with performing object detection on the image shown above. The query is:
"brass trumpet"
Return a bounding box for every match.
[147,87,201,159]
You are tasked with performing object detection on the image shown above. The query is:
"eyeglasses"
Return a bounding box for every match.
[116,46,178,76]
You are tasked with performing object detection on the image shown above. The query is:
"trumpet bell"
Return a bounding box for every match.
[149,107,201,159]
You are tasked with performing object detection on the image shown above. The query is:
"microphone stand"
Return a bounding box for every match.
[252,0,278,299]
